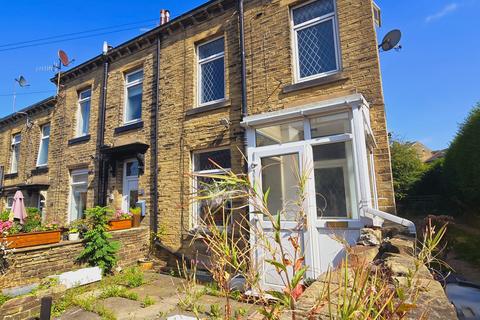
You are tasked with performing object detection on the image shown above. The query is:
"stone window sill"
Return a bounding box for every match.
[282,73,349,94]
[68,134,91,146]
[185,99,231,116]
[114,121,144,134]
[31,167,48,175]
[4,173,18,179]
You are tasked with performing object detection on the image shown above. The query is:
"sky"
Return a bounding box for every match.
[0,1,479,150]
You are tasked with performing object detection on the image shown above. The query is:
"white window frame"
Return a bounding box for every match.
[6,195,14,210]
[290,0,341,83]
[36,123,50,167]
[76,89,91,137]
[68,168,89,222]
[191,147,231,228]
[123,69,144,124]
[10,133,21,174]
[197,36,226,107]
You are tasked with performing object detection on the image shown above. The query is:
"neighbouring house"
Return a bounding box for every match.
[0,97,56,218]
[407,141,434,162]
[0,0,406,290]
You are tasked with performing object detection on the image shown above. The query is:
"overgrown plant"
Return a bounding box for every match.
[192,156,311,320]
[78,206,120,274]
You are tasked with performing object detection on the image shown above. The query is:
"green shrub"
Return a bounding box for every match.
[444,103,480,214]
[141,295,155,308]
[119,267,144,288]
[23,208,42,233]
[390,139,426,201]
[77,206,120,274]
[0,210,10,222]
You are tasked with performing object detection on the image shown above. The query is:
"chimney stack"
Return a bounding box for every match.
[160,9,170,25]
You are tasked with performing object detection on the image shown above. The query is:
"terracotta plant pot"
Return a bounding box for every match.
[6,230,61,249]
[132,214,141,228]
[108,219,132,231]
[138,259,153,271]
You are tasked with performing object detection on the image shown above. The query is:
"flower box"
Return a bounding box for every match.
[6,230,61,249]
[108,219,132,231]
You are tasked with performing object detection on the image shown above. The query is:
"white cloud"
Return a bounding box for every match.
[425,3,459,22]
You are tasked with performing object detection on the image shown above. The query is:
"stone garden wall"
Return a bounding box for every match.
[0,226,149,289]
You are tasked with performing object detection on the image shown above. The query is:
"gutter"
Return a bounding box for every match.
[364,207,416,235]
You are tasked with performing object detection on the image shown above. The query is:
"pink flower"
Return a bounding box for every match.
[0,220,12,233]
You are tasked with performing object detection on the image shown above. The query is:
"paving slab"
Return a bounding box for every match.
[55,306,101,320]
[102,297,144,320]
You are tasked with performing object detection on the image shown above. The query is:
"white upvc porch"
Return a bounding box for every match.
[241,93,414,289]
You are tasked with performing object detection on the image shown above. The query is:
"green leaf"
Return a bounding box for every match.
[265,259,287,274]
[290,266,307,289]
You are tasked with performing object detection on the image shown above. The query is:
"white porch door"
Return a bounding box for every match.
[251,145,316,291]
[251,141,362,289]
[122,159,139,212]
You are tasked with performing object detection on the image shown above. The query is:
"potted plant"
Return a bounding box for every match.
[68,227,80,241]
[130,207,141,228]
[108,209,132,231]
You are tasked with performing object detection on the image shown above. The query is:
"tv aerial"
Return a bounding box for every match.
[12,75,30,113]
[378,29,402,52]
[54,49,75,94]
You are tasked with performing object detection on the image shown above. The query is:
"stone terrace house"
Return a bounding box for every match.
[0,97,56,214]
[0,0,405,290]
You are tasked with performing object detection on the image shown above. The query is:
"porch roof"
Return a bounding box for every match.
[100,142,149,158]
[241,94,368,127]
[1,183,50,193]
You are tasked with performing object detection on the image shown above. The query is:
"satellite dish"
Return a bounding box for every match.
[58,49,71,66]
[15,76,28,87]
[379,29,402,52]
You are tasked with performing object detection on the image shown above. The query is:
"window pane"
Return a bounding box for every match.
[261,153,300,221]
[79,100,90,135]
[13,134,21,143]
[126,84,142,121]
[297,20,337,78]
[198,38,224,59]
[200,57,225,104]
[72,173,88,184]
[196,176,232,226]
[313,142,357,218]
[196,149,231,171]
[256,121,304,147]
[42,124,50,137]
[11,143,20,173]
[293,0,334,25]
[80,90,91,100]
[71,187,87,221]
[310,113,350,138]
[126,161,139,177]
[37,137,49,165]
[127,70,143,83]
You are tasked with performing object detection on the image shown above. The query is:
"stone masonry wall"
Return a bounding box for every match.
[0,104,53,212]
[0,226,149,289]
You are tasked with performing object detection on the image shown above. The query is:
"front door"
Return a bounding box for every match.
[251,145,316,291]
[251,140,362,290]
[122,159,139,212]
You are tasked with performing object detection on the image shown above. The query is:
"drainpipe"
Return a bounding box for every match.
[238,0,248,118]
[96,42,109,206]
[151,34,161,237]
[151,10,169,238]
